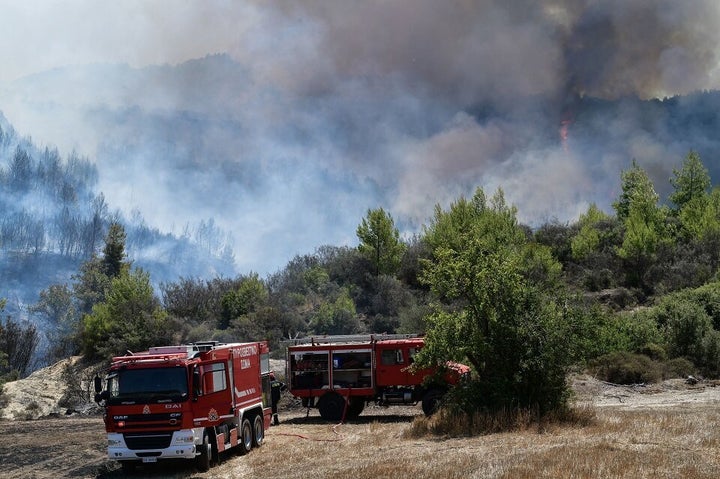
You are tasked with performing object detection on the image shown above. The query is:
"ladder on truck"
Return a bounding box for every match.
[283,333,420,346]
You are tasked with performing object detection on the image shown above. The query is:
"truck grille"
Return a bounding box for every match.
[123,432,173,450]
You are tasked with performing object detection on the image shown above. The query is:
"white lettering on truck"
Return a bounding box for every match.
[232,345,258,358]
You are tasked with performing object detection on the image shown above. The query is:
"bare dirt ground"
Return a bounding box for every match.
[2,371,720,479]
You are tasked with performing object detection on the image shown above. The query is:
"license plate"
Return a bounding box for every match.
[142,457,158,463]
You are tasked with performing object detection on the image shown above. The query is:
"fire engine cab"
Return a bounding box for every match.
[94,341,272,472]
[286,334,469,421]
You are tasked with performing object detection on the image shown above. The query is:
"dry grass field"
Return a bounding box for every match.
[242,402,720,479]
[2,375,720,478]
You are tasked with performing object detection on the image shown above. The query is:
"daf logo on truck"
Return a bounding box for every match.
[94,341,273,473]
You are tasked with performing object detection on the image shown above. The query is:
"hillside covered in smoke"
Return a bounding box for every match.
[3,1,720,276]
[0,112,237,334]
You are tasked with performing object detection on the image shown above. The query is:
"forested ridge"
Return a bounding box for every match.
[3,106,720,416]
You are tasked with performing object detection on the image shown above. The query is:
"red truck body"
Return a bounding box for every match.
[95,341,272,472]
[286,335,469,420]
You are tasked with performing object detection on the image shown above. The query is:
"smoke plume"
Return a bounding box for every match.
[2,1,720,274]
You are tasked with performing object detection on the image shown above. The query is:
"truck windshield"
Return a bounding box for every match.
[107,367,189,405]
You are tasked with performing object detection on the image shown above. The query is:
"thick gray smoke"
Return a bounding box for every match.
[2,1,720,274]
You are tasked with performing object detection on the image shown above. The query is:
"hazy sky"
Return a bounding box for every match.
[3,1,720,275]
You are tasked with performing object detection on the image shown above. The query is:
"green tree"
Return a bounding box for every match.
[309,288,359,335]
[571,204,612,260]
[30,284,79,361]
[612,161,668,290]
[418,187,572,413]
[81,268,169,359]
[356,208,406,276]
[102,221,128,278]
[669,151,712,241]
[613,159,660,223]
[0,299,40,379]
[72,255,111,316]
[669,151,711,213]
[220,273,269,329]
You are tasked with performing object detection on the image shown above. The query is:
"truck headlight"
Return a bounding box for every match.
[174,433,196,444]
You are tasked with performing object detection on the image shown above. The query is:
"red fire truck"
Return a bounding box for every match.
[286,334,470,421]
[93,341,272,472]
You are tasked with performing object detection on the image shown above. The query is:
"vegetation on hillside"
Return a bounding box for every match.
[4,106,720,422]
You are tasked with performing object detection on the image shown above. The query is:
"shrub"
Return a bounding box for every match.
[660,299,712,363]
[662,357,696,379]
[638,342,667,361]
[404,404,596,438]
[589,352,662,384]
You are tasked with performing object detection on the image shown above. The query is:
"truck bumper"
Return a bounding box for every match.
[107,429,201,462]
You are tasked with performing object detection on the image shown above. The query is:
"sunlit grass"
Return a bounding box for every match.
[243,404,720,479]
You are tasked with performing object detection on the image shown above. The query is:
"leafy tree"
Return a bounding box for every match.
[220,273,269,329]
[72,221,131,319]
[0,299,40,379]
[309,288,359,335]
[161,277,237,325]
[534,220,576,265]
[669,150,711,212]
[72,255,111,316]
[417,187,572,413]
[356,208,406,276]
[667,152,713,242]
[617,205,661,286]
[102,221,127,278]
[613,159,660,222]
[612,161,668,290]
[657,298,712,366]
[30,284,79,362]
[571,204,612,260]
[81,268,170,359]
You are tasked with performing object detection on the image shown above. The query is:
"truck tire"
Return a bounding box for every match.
[421,389,445,416]
[346,397,365,419]
[196,431,212,472]
[318,392,346,421]
[252,414,264,447]
[239,418,253,455]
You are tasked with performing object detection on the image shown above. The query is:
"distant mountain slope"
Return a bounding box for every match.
[0,112,237,343]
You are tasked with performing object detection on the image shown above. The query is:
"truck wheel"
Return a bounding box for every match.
[239,418,253,455]
[252,414,264,447]
[196,431,212,472]
[318,392,346,421]
[346,397,365,419]
[421,389,445,416]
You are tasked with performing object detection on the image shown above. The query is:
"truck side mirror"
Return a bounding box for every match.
[94,375,102,394]
[192,366,202,400]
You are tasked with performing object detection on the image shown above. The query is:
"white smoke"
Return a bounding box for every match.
[2,0,720,273]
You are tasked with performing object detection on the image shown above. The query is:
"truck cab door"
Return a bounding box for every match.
[375,346,409,387]
[193,361,234,425]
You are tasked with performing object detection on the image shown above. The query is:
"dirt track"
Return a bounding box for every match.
[0,403,420,479]
[0,416,107,479]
